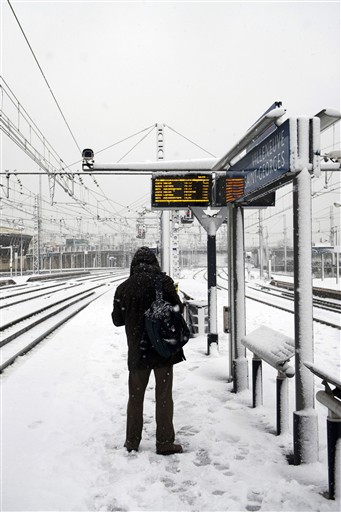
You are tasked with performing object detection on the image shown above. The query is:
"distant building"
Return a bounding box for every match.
[0,227,32,272]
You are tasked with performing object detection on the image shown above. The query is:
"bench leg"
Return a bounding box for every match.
[327,416,341,499]
[252,357,263,408]
[277,372,289,435]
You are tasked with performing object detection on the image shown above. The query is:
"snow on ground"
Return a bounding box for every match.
[1,271,340,512]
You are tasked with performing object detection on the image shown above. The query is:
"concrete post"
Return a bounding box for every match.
[293,166,319,464]
[231,205,248,392]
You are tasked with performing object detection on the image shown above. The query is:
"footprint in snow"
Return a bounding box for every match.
[246,489,264,511]
[177,425,199,437]
[193,448,211,466]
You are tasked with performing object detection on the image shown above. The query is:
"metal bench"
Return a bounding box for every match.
[305,361,341,500]
[242,325,295,435]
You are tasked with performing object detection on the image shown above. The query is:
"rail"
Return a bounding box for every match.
[270,279,341,301]
[0,272,128,373]
[217,272,341,330]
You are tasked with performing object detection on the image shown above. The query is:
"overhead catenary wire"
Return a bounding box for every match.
[165,124,216,158]
[6,0,82,154]
[0,78,133,224]
[96,124,157,156]
[65,124,158,169]
[116,125,156,163]
[1,174,135,235]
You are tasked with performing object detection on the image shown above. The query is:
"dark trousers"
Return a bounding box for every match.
[125,366,175,450]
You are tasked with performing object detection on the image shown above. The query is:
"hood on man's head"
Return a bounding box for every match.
[130,246,160,274]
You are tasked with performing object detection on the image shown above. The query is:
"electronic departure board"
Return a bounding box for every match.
[152,173,212,208]
[214,174,245,206]
[214,173,276,207]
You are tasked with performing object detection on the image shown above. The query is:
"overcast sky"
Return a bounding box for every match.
[1,0,340,241]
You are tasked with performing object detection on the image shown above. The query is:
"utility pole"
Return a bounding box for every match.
[33,189,42,274]
[330,205,335,246]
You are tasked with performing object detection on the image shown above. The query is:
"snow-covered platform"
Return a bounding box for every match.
[1,275,340,511]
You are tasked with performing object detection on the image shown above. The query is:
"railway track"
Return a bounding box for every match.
[211,270,340,330]
[0,271,128,373]
[246,282,340,314]
[0,270,127,308]
[270,278,341,300]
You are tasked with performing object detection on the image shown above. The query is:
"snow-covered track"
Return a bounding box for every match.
[215,271,341,330]
[1,284,104,334]
[0,272,128,373]
[270,278,341,301]
[0,281,76,308]
[246,282,341,315]
[0,270,128,309]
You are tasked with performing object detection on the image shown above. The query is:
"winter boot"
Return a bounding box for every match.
[124,441,139,453]
[156,443,183,456]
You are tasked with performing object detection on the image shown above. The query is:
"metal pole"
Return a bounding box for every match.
[293,166,318,464]
[277,372,289,435]
[172,211,181,279]
[161,212,171,275]
[227,205,234,381]
[231,205,248,392]
[207,221,218,354]
[327,417,341,499]
[283,214,287,274]
[20,230,23,276]
[252,358,263,408]
[156,123,171,275]
[9,246,13,278]
[259,210,263,279]
[330,205,334,246]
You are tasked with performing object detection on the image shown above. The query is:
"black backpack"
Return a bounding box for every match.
[143,274,190,359]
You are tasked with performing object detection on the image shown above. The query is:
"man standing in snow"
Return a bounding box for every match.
[112,246,184,455]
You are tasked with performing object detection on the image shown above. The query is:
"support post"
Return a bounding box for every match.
[161,212,171,275]
[327,416,341,499]
[277,372,289,435]
[252,357,263,408]
[191,206,227,357]
[156,123,171,275]
[293,166,319,464]
[231,205,248,392]
[227,205,234,380]
[207,228,218,354]
[259,210,263,279]
[337,251,340,285]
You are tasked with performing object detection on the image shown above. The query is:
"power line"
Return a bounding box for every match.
[96,124,156,156]
[6,0,82,153]
[117,125,156,163]
[165,124,216,157]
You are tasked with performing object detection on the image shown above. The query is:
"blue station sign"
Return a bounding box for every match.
[229,119,291,197]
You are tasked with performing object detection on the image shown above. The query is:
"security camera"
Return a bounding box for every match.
[82,148,94,160]
[82,148,94,170]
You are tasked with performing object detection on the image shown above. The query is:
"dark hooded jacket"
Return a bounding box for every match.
[112,247,185,371]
